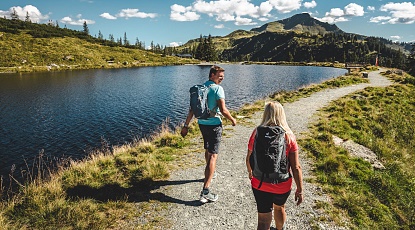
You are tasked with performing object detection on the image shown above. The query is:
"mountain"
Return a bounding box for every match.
[178,13,410,70]
[251,13,343,35]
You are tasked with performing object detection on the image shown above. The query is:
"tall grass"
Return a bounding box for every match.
[301,72,415,229]
[0,120,191,229]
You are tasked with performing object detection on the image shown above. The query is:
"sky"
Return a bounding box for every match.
[0,0,414,48]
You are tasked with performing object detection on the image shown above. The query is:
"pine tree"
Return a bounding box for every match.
[25,12,31,23]
[109,34,115,43]
[11,8,19,20]
[98,30,104,40]
[123,32,129,46]
[83,21,89,35]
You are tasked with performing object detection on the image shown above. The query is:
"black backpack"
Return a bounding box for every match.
[189,84,215,119]
[250,125,291,189]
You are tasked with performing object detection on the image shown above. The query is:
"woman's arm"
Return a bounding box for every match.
[246,150,253,179]
[288,149,303,205]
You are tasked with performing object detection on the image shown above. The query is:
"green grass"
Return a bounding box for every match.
[300,72,415,229]
[0,32,197,73]
[0,122,193,229]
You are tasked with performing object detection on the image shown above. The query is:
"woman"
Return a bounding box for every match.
[246,101,303,230]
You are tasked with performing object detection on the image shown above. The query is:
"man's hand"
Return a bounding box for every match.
[231,118,237,126]
[181,127,188,138]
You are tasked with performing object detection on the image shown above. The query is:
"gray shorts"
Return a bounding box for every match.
[199,124,222,154]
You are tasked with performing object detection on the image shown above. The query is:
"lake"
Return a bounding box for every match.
[0,64,347,178]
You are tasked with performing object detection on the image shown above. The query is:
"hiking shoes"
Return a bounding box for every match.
[199,190,218,203]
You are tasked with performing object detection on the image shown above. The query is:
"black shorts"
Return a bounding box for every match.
[198,124,222,154]
[252,188,291,213]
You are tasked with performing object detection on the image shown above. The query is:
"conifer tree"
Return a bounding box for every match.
[98,30,104,40]
[109,34,115,43]
[11,8,19,20]
[83,21,89,35]
[123,32,129,46]
[25,12,31,23]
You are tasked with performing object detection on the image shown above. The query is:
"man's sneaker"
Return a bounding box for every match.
[199,189,218,203]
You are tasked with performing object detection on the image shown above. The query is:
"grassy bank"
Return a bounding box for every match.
[0,32,197,73]
[0,122,198,229]
[0,70,378,229]
[301,71,415,229]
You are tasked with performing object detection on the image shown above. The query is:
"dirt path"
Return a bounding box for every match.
[153,69,392,229]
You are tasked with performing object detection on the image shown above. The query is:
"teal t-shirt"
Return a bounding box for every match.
[197,80,225,126]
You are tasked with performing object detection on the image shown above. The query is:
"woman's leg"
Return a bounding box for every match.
[257,212,272,230]
[273,204,286,230]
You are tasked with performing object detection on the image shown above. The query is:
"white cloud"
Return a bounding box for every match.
[259,1,273,17]
[0,5,49,22]
[319,16,348,24]
[390,35,401,40]
[317,3,364,24]
[116,9,157,19]
[378,2,415,24]
[100,13,117,20]
[169,42,181,47]
[268,0,302,13]
[369,16,391,24]
[216,13,235,22]
[258,17,269,22]
[235,16,257,26]
[170,4,200,21]
[214,24,225,29]
[170,0,274,26]
[60,15,95,26]
[344,3,364,16]
[326,8,344,17]
[304,0,317,9]
[367,6,375,11]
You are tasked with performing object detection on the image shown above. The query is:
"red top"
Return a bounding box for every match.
[248,128,298,194]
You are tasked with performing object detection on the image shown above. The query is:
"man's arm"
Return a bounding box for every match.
[217,98,236,126]
[181,108,194,137]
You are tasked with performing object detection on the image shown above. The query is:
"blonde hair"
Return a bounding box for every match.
[260,101,293,136]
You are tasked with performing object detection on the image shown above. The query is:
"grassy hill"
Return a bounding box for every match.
[0,18,197,73]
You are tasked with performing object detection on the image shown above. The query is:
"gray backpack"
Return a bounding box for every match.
[250,125,291,189]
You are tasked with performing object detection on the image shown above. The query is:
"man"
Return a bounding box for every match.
[181,65,237,203]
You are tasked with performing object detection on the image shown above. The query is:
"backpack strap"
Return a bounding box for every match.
[257,172,265,189]
[206,83,219,118]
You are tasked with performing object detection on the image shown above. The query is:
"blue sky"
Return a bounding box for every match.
[1,0,414,48]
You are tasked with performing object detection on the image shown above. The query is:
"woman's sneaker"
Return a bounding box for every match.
[199,189,218,203]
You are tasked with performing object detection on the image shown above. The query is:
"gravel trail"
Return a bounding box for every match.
[153,69,392,229]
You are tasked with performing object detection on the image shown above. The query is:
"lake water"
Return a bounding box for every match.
[0,64,346,178]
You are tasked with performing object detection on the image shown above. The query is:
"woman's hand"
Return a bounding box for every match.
[295,190,303,206]
[248,171,253,180]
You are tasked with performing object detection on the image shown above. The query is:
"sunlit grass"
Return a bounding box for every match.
[0,120,194,229]
[300,72,415,229]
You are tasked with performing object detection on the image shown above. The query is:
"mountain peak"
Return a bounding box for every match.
[251,13,343,35]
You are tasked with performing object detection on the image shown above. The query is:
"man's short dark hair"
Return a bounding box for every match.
[209,65,225,78]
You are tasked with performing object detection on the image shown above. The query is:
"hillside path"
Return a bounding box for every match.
[153,69,392,229]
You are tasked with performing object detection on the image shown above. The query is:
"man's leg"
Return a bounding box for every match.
[203,150,217,189]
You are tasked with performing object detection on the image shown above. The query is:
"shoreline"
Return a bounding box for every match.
[0,61,353,74]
